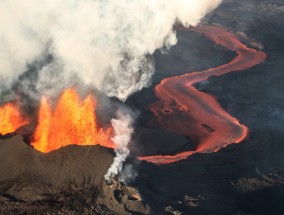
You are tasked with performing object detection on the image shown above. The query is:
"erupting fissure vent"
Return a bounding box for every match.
[32,88,114,152]
[0,88,114,153]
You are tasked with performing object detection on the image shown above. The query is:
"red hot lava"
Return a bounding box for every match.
[0,88,114,152]
[32,88,114,152]
[138,25,267,165]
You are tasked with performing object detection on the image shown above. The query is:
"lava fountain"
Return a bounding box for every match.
[139,25,267,165]
[0,103,28,135]
[32,88,114,152]
[0,88,114,152]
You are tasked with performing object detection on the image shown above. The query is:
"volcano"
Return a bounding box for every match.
[1,0,284,214]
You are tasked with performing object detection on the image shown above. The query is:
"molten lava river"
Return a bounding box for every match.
[139,25,267,164]
[0,25,266,164]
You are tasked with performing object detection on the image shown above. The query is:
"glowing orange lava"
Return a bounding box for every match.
[0,103,28,135]
[32,88,114,152]
[138,25,267,165]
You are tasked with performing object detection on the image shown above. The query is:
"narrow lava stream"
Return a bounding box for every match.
[138,25,267,165]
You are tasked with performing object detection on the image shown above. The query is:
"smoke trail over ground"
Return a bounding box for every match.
[0,0,222,101]
[104,109,135,182]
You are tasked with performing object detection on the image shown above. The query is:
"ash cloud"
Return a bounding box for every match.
[0,0,222,101]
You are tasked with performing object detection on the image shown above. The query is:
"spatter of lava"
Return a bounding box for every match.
[0,103,28,135]
[138,25,267,165]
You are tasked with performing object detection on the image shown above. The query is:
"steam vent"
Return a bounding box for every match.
[1,0,284,214]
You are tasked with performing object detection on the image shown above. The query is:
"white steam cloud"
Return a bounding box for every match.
[104,110,134,182]
[0,0,222,101]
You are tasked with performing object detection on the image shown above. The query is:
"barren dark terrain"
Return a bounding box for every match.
[1,0,284,214]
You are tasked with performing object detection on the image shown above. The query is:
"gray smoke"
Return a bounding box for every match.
[119,164,138,184]
[0,0,222,101]
[104,110,135,182]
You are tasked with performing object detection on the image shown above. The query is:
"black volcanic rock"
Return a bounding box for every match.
[130,131,284,215]
[132,127,192,156]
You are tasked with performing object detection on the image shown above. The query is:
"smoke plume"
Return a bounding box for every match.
[0,0,222,101]
[104,110,135,182]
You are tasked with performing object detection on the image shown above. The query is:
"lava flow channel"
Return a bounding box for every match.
[138,25,267,165]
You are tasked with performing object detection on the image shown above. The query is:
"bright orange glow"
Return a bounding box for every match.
[0,103,28,135]
[32,88,113,152]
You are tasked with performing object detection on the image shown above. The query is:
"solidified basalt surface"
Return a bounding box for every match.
[131,131,284,215]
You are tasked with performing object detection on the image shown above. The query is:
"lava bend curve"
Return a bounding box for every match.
[138,25,267,165]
